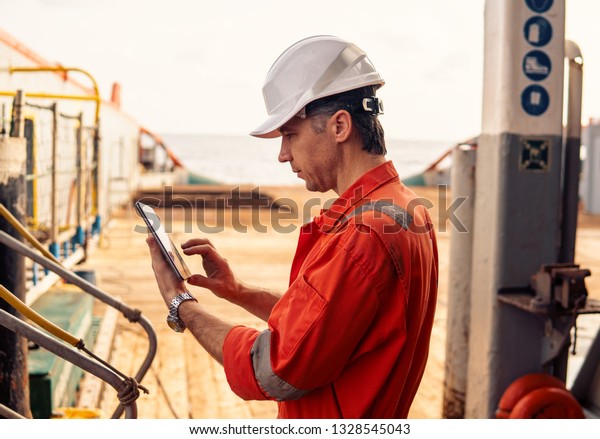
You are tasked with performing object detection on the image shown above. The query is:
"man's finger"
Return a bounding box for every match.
[182,244,223,261]
[187,273,218,290]
[182,238,215,250]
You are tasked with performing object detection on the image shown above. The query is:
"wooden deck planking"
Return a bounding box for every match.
[76,185,600,419]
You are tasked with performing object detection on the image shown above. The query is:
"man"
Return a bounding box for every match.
[146,35,438,418]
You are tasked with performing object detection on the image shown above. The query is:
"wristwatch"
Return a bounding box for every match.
[166,291,197,333]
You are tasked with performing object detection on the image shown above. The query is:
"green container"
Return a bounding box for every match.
[28,286,96,419]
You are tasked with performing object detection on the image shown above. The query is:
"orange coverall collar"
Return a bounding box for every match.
[316,160,400,233]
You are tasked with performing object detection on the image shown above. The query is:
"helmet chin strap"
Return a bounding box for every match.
[297,97,384,120]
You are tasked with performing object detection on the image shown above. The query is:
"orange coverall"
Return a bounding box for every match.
[223,161,438,418]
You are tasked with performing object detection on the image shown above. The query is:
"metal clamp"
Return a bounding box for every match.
[498,263,597,369]
[530,263,590,310]
[362,97,384,115]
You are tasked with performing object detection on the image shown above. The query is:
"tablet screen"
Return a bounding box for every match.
[135,201,192,281]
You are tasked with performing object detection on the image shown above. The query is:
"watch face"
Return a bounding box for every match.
[166,315,185,332]
[166,292,196,333]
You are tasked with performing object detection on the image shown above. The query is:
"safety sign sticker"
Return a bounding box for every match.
[523,16,552,47]
[525,0,553,13]
[520,137,550,172]
[523,50,551,81]
[521,84,549,116]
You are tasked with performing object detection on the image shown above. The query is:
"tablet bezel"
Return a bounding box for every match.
[135,201,192,281]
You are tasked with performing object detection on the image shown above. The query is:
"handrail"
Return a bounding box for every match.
[0,90,98,101]
[0,307,137,418]
[423,136,479,173]
[0,402,27,419]
[0,204,61,265]
[0,284,80,346]
[0,66,101,127]
[0,65,104,227]
[140,126,185,168]
[0,229,157,418]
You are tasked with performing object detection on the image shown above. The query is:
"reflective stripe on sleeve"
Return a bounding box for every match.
[251,329,310,401]
[341,200,412,230]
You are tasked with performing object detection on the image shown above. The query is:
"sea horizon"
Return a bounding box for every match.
[161,132,457,187]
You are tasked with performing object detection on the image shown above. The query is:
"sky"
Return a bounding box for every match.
[0,0,598,143]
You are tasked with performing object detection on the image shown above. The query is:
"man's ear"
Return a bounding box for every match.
[330,110,352,143]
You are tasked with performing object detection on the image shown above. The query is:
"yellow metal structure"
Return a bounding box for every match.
[0,203,61,265]
[51,407,103,419]
[0,284,80,347]
[1,66,101,126]
[0,65,102,224]
[0,91,98,120]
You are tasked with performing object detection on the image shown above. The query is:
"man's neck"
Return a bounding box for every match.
[334,150,386,195]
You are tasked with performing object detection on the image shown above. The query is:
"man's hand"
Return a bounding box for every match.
[181,238,242,301]
[157,237,280,322]
[146,235,188,306]
[147,236,233,364]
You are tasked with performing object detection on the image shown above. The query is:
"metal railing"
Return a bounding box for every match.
[0,229,157,419]
[0,93,100,299]
[0,305,138,419]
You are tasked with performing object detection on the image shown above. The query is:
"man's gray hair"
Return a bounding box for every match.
[305,86,387,156]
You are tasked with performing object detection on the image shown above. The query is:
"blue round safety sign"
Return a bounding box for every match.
[523,50,551,81]
[525,0,553,13]
[523,16,553,47]
[521,85,550,116]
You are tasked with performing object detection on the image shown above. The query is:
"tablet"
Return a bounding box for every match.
[135,201,192,281]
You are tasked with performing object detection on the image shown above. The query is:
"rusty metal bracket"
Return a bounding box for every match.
[498,264,598,366]
[531,263,590,310]
[498,263,597,316]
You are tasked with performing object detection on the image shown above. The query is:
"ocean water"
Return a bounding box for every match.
[161,133,454,186]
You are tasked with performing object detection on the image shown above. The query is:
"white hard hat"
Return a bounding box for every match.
[251,35,385,138]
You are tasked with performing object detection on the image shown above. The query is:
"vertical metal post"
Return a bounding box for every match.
[559,41,584,264]
[75,112,85,247]
[443,145,476,418]
[0,89,32,417]
[92,124,102,236]
[550,41,585,381]
[11,91,24,139]
[582,122,600,214]
[1,103,7,136]
[466,0,565,418]
[49,103,59,259]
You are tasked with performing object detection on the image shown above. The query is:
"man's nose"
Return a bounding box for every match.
[278,141,292,163]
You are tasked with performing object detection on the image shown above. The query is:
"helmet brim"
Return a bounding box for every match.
[250,77,385,139]
[249,112,288,138]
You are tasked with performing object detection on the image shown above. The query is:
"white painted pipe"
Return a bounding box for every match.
[443,144,476,418]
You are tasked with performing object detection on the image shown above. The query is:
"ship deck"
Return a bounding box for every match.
[72,185,600,419]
